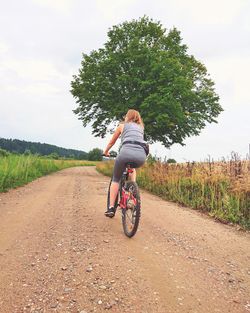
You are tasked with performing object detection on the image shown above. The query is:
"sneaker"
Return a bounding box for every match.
[104,207,115,218]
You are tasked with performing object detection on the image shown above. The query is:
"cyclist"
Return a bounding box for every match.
[103,109,147,217]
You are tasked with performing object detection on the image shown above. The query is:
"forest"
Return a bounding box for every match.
[0,138,88,160]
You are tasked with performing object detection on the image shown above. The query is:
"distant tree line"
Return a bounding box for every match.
[0,138,88,160]
[0,138,119,161]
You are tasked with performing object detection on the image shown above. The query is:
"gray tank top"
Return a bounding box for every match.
[121,122,145,144]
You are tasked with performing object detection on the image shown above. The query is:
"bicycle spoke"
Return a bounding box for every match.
[124,209,134,224]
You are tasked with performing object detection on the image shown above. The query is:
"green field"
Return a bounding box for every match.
[0,154,96,192]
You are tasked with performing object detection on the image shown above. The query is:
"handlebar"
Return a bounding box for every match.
[102,154,116,159]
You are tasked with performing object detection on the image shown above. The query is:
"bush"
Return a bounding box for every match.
[88,148,103,161]
[47,152,59,159]
[167,158,177,163]
[0,148,10,157]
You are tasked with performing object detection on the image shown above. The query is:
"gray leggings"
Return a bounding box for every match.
[112,144,146,182]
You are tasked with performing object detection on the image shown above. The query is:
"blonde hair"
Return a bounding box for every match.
[125,109,144,127]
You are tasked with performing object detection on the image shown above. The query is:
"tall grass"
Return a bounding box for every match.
[97,155,250,229]
[0,154,96,192]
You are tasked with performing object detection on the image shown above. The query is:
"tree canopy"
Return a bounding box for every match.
[88,148,103,161]
[71,16,222,148]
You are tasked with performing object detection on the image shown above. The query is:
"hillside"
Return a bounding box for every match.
[0,138,88,159]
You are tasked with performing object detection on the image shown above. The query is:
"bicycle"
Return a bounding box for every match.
[106,162,141,238]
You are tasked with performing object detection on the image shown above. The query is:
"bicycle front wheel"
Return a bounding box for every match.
[122,181,141,238]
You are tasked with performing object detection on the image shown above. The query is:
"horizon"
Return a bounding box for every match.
[1,136,249,163]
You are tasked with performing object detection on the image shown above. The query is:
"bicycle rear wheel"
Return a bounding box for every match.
[122,181,141,238]
[107,178,119,217]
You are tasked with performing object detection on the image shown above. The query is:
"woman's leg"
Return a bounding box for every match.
[109,181,119,207]
[110,167,136,206]
[129,169,136,182]
[108,155,123,209]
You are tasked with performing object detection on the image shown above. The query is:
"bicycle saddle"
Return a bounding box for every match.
[125,162,137,168]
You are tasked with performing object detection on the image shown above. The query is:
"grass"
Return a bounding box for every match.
[0,154,96,192]
[96,157,250,229]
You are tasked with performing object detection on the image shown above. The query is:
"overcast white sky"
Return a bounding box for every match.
[0,0,249,161]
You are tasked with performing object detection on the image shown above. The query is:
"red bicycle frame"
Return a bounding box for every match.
[119,167,137,209]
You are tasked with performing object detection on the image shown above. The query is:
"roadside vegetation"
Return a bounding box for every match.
[0,151,96,192]
[97,154,250,229]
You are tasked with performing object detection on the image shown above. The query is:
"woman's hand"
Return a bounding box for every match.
[103,150,110,157]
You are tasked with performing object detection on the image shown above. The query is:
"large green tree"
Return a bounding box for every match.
[71,16,222,148]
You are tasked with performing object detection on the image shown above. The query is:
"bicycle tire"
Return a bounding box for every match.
[107,177,119,217]
[122,181,141,238]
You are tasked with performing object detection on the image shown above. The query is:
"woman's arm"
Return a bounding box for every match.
[104,124,123,156]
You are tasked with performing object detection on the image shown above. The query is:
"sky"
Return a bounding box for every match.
[0,0,249,162]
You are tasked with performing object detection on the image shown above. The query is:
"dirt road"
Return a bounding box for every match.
[0,167,249,313]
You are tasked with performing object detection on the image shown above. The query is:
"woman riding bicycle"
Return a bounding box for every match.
[103,109,147,217]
